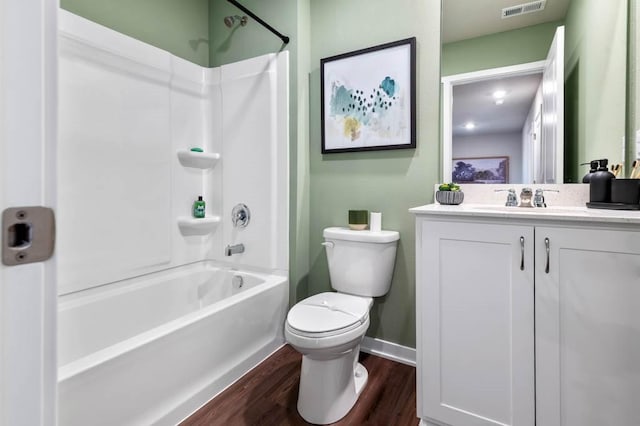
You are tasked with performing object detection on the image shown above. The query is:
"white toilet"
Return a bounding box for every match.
[285,226,400,425]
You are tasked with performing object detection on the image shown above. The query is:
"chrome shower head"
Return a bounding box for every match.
[224,15,248,28]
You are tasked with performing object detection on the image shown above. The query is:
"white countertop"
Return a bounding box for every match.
[409,203,640,225]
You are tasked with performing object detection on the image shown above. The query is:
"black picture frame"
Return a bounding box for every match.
[321,37,416,154]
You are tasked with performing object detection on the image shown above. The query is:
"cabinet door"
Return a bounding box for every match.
[536,227,640,426]
[417,220,535,426]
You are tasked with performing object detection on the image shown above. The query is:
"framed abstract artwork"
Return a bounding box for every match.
[321,37,416,153]
[452,156,509,184]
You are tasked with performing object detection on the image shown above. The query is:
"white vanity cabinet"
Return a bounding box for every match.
[413,208,640,426]
[417,219,535,426]
[535,226,640,426]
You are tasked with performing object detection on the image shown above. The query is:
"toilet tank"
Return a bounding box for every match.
[323,227,400,297]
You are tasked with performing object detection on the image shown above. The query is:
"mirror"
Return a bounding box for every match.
[441,0,629,184]
[631,0,640,169]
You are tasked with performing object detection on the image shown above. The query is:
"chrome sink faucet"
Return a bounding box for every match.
[225,243,245,256]
[495,188,518,206]
[519,188,534,207]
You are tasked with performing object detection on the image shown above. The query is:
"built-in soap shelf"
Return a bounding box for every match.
[177,215,221,234]
[176,150,220,169]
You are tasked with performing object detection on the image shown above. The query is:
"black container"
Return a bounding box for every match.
[611,179,640,205]
[582,160,599,183]
[589,159,615,203]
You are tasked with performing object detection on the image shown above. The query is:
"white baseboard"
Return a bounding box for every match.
[360,336,416,367]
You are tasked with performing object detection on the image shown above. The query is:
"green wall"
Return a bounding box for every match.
[565,0,628,181]
[629,0,639,171]
[208,0,294,67]
[442,21,562,77]
[307,0,441,348]
[60,0,210,67]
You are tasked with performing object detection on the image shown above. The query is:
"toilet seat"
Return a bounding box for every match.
[286,292,372,338]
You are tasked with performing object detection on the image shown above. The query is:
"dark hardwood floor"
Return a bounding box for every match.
[181,344,418,426]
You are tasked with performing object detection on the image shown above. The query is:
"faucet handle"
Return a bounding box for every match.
[495,188,518,206]
[533,188,560,208]
[231,204,251,228]
[535,188,560,195]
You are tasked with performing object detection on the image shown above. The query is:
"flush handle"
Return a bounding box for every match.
[2,207,55,266]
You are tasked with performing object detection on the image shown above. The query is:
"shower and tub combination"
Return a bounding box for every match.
[56,10,289,425]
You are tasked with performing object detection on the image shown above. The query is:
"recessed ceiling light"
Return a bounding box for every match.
[464,122,476,130]
[495,99,505,105]
[492,90,507,99]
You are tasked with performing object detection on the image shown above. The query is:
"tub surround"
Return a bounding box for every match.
[58,10,289,296]
[57,11,289,426]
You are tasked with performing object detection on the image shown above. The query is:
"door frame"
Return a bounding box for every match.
[441,60,545,183]
[0,1,58,425]
[540,25,565,184]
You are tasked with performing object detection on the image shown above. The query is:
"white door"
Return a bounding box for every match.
[0,1,57,425]
[536,226,640,426]
[418,219,535,426]
[541,26,564,183]
[532,109,542,183]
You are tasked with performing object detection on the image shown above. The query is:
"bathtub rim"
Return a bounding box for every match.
[58,265,288,382]
[58,258,286,301]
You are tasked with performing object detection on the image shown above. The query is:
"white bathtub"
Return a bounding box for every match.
[57,261,288,425]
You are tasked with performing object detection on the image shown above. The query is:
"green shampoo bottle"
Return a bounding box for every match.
[193,196,206,218]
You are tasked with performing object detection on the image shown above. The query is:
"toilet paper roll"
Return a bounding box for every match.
[370,212,382,232]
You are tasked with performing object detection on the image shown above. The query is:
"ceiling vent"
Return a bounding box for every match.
[502,0,546,19]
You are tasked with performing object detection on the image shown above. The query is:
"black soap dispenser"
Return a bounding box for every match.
[589,159,615,203]
[581,160,599,183]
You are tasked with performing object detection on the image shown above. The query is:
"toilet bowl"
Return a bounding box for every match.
[285,227,399,425]
[285,292,372,425]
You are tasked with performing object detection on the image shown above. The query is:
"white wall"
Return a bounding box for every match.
[453,132,524,184]
[57,11,288,295]
[1,1,59,423]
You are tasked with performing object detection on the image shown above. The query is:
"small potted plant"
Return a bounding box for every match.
[436,183,464,205]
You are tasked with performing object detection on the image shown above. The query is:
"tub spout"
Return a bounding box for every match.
[225,243,245,256]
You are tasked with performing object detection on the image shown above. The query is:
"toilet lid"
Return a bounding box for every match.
[287,292,371,335]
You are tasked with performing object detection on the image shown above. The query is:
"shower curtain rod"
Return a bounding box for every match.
[226,0,290,45]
